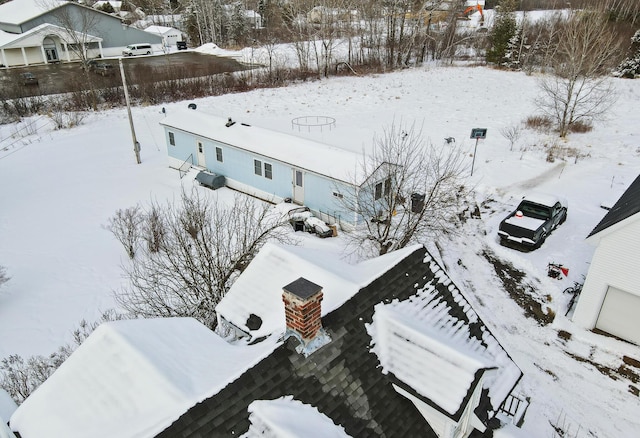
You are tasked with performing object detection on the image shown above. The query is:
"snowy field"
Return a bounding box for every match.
[1,64,639,437]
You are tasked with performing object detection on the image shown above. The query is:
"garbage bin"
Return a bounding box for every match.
[411,193,425,213]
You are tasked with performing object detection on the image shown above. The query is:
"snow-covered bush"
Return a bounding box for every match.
[614,30,640,78]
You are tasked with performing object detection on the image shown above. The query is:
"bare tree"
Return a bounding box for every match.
[107,205,144,259]
[339,121,469,257]
[500,124,522,151]
[40,1,104,67]
[536,10,621,137]
[114,189,292,329]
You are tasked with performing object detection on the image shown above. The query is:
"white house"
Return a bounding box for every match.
[572,174,640,345]
[144,25,182,48]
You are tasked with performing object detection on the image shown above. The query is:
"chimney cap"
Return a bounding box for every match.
[283,277,322,300]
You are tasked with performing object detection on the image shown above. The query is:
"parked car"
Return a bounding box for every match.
[93,63,115,76]
[21,72,38,85]
[498,193,568,249]
[176,41,187,50]
[122,44,152,56]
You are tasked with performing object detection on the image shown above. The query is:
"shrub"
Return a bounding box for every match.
[525,115,553,131]
[568,120,593,133]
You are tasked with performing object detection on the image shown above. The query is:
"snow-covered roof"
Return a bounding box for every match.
[10,318,279,438]
[370,305,492,416]
[0,0,65,26]
[216,243,421,341]
[160,110,363,184]
[0,23,101,49]
[0,389,17,429]
[244,396,351,438]
[368,252,522,418]
[144,25,179,35]
[587,173,640,239]
[0,422,16,438]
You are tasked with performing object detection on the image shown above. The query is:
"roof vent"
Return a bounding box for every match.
[225,117,236,127]
[282,277,330,357]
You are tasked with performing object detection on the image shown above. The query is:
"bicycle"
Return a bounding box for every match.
[563,281,583,316]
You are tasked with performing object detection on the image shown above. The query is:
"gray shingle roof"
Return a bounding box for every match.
[156,246,521,437]
[588,174,640,238]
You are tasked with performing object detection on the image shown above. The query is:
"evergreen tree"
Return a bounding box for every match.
[98,2,115,14]
[227,2,248,46]
[502,24,529,70]
[615,30,640,78]
[487,0,517,65]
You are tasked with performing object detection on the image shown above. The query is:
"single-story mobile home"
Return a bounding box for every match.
[160,110,386,226]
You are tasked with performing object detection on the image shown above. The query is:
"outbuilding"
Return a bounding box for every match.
[572,174,640,345]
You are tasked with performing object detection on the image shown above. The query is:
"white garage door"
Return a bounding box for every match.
[596,287,640,345]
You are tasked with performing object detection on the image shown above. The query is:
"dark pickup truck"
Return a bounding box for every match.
[498,193,568,249]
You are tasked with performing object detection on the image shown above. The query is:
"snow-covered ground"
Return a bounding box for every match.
[1,64,639,437]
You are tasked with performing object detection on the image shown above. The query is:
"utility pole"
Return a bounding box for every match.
[119,57,141,164]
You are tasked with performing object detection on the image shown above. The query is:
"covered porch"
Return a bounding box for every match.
[0,23,103,68]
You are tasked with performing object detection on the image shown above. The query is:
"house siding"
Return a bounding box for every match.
[165,126,354,223]
[18,5,162,55]
[572,217,640,330]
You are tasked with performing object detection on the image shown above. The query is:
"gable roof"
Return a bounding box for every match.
[245,396,351,437]
[0,23,101,49]
[144,25,180,35]
[0,0,59,26]
[157,246,521,437]
[0,0,116,27]
[368,254,522,421]
[588,174,640,238]
[9,318,278,438]
[216,243,419,341]
[370,305,494,419]
[160,110,363,184]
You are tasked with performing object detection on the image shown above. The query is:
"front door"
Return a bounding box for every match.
[43,37,58,62]
[196,140,206,167]
[293,169,304,204]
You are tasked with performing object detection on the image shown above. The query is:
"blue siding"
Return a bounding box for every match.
[165,126,358,223]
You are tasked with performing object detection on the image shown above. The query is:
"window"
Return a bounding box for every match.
[384,178,391,196]
[374,182,383,200]
[254,159,262,176]
[168,132,175,146]
[198,141,203,153]
[374,178,391,200]
[264,163,273,179]
[333,191,343,199]
[216,146,223,162]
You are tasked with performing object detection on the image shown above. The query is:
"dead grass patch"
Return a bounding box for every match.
[557,330,572,342]
[566,352,640,395]
[525,115,553,131]
[481,249,555,325]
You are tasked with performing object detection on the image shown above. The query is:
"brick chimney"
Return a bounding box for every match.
[282,277,330,356]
